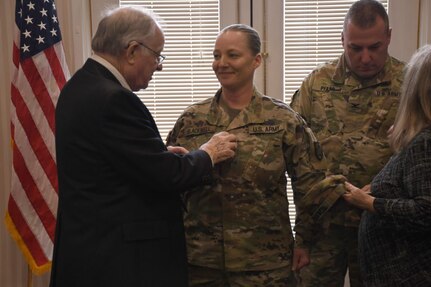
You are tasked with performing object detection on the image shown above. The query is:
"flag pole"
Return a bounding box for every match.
[27,264,33,287]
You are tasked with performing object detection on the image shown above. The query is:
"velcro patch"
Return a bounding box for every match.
[183,126,217,136]
[248,124,282,134]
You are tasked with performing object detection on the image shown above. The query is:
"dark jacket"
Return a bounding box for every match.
[359,127,431,286]
[49,59,212,287]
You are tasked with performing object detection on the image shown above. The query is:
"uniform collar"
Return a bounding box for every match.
[332,53,394,88]
[207,87,266,129]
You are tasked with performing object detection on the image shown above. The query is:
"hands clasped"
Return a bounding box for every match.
[200,131,237,165]
[343,182,375,213]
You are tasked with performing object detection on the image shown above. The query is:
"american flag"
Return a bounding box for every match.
[5,0,69,275]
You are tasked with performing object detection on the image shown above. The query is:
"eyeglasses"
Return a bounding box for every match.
[132,41,166,64]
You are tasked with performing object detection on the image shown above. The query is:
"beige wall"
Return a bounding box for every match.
[1,1,430,286]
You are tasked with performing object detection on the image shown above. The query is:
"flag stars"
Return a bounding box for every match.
[27,2,35,10]
[24,15,33,24]
[38,21,47,30]
[36,35,45,44]
[40,8,48,17]
[21,44,30,53]
[22,30,31,38]
[17,0,63,58]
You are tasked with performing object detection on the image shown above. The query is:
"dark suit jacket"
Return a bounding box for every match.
[49,59,212,287]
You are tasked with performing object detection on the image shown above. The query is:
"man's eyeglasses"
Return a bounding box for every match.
[131,41,165,64]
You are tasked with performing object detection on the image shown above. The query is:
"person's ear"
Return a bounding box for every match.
[125,42,139,64]
[387,27,392,45]
[254,53,262,69]
[341,31,345,47]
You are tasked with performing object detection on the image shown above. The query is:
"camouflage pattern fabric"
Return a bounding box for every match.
[188,264,296,287]
[291,54,405,226]
[296,225,360,287]
[291,54,405,287]
[166,88,345,274]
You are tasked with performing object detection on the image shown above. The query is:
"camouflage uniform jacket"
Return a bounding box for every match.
[166,88,345,271]
[291,54,405,227]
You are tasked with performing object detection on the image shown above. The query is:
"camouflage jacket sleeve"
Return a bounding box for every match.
[166,109,192,146]
[166,115,182,146]
[287,112,346,248]
[290,72,314,123]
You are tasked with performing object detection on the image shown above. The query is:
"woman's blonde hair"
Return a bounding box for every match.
[389,44,431,152]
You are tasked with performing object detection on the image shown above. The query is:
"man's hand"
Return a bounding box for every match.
[199,131,237,165]
[292,247,310,271]
[167,146,189,155]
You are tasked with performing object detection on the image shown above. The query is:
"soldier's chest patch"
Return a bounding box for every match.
[319,85,342,93]
[183,126,217,137]
[248,124,282,134]
[375,89,401,97]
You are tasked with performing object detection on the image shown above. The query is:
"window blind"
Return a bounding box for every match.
[120,0,220,141]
